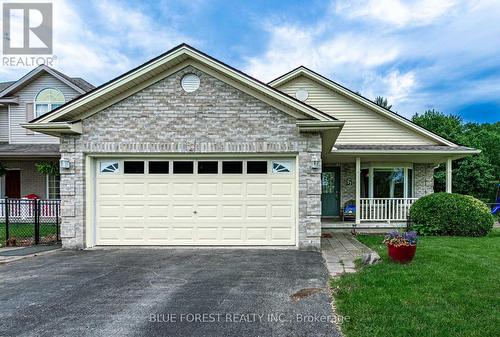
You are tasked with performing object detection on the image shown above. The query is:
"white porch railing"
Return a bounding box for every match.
[359,198,418,221]
[0,198,60,221]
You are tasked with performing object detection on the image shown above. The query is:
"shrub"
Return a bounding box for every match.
[409,192,494,236]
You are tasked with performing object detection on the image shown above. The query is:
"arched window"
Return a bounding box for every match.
[35,88,65,117]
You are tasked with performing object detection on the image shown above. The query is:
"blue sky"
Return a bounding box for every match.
[1,0,500,123]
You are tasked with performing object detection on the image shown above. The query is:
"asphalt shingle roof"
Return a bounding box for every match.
[333,145,477,152]
[0,143,59,156]
[0,81,15,92]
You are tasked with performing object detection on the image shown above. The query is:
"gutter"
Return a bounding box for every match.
[331,149,481,155]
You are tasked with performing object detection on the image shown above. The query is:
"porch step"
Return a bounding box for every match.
[322,222,406,228]
[322,221,407,234]
[325,228,401,234]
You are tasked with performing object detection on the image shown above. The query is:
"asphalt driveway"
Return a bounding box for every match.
[0,249,341,337]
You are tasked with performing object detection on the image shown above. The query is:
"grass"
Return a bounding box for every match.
[330,229,500,337]
[0,223,58,243]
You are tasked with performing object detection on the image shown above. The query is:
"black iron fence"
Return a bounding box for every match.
[0,198,60,246]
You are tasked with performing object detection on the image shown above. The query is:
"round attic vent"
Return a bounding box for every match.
[181,74,200,92]
[295,88,309,101]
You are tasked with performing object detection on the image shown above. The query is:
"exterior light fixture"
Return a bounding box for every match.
[60,159,71,169]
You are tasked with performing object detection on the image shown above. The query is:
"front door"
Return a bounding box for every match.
[5,170,21,198]
[321,167,340,217]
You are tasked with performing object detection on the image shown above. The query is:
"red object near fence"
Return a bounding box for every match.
[387,244,417,264]
[24,194,40,199]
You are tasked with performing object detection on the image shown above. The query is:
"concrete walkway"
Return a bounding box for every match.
[0,245,61,264]
[321,232,373,277]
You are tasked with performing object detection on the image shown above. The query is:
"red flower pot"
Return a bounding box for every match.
[387,244,417,264]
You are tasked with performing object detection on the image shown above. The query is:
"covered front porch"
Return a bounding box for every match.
[320,145,465,229]
[0,143,61,199]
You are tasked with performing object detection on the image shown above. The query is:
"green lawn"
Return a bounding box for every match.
[331,229,500,337]
[0,223,58,243]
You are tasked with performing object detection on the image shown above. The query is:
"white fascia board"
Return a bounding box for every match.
[21,121,82,135]
[0,65,86,98]
[297,120,345,153]
[35,46,334,124]
[332,149,481,155]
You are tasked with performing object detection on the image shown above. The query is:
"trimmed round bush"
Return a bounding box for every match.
[409,192,494,236]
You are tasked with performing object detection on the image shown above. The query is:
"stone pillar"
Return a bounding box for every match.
[59,136,85,249]
[298,133,322,251]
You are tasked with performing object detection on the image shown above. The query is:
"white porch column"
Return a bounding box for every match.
[446,158,452,193]
[355,157,361,225]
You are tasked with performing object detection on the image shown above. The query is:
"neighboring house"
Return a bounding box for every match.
[0,65,93,199]
[25,44,478,250]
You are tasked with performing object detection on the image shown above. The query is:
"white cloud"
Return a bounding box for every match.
[0,0,193,85]
[335,0,460,27]
[361,70,417,106]
[245,24,399,83]
[245,0,500,119]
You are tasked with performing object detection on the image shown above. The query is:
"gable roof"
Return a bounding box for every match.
[269,66,457,147]
[30,44,337,124]
[0,65,94,98]
[0,81,15,92]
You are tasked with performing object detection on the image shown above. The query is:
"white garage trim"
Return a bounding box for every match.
[85,155,299,248]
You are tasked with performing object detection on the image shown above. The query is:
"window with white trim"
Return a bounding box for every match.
[361,165,413,198]
[35,88,65,117]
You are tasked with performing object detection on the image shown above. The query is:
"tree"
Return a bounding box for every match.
[412,110,464,143]
[412,110,499,202]
[374,96,392,110]
[453,155,496,199]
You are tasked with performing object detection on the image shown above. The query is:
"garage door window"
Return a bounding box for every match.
[173,161,194,174]
[149,161,169,174]
[272,161,292,173]
[198,161,218,174]
[222,161,243,174]
[247,161,267,174]
[100,161,119,173]
[124,161,144,174]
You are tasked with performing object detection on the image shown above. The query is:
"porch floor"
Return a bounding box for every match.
[321,231,373,277]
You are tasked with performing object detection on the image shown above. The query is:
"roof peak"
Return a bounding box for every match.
[0,64,93,97]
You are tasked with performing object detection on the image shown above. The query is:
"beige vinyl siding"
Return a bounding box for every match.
[25,103,34,135]
[277,76,438,145]
[9,73,80,144]
[0,106,8,142]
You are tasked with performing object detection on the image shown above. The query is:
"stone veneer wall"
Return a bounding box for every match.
[58,66,322,250]
[340,163,356,207]
[413,163,435,198]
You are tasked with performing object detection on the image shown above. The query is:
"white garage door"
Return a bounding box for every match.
[94,158,297,246]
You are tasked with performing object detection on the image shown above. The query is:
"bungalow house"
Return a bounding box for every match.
[24,44,478,250]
